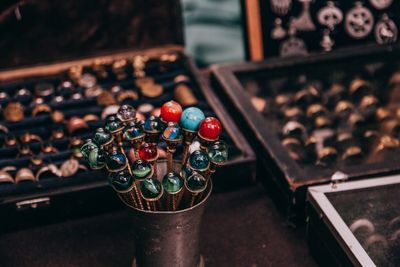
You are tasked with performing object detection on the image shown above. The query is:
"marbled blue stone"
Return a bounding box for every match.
[144,116,161,133]
[123,121,144,140]
[189,150,210,171]
[208,140,228,164]
[162,122,181,141]
[180,107,205,131]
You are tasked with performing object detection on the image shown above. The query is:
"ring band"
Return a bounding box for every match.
[16,168,36,183]
[67,117,89,134]
[36,164,62,180]
[32,104,52,117]
[0,170,14,184]
[349,218,375,234]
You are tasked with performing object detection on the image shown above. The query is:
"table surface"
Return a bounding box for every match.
[0,184,317,267]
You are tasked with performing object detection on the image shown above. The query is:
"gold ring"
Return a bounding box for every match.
[4,101,24,122]
[34,83,55,97]
[36,164,62,180]
[66,117,89,134]
[0,170,14,184]
[51,110,65,124]
[101,105,120,120]
[41,142,59,154]
[4,134,17,147]
[117,90,139,102]
[18,145,33,157]
[60,158,88,177]
[83,114,100,122]
[32,104,52,117]
[16,168,36,183]
[0,124,9,134]
[96,91,116,106]
[20,132,42,144]
[349,79,369,96]
[30,156,44,168]
[51,129,65,140]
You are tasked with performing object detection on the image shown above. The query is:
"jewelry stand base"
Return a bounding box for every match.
[132,255,205,267]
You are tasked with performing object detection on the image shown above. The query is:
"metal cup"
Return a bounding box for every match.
[130,160,211,267]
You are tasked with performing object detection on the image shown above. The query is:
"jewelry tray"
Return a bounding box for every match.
[0,0,256,232]
[211,43,400,222]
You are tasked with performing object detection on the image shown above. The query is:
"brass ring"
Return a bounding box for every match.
[83,114,100,122]
[66,117,89,134]
[96,91,116,106]
[51,110,65,124]
[4,101,24,122]
[51,129,65,140]
[20,132,42,144]
[0,124,9,134]
[117,90,139,102]
[60,158,88,177]
[16,168,36,183]
[34,83,55,97]
[101,105,120,120]
[4,134,17,147]
[0,170,14,184]
[41,142,59,154]
[35,164,62,180]
[18,145,33,157]
[32,104,52,117]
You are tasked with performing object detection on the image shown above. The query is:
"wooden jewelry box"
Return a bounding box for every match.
[211,43,400,222]
[0,0,256,233]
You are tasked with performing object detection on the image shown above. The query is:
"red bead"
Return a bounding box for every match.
[160,100,182,122]
[139,143,158,161]
[198,117,222,140]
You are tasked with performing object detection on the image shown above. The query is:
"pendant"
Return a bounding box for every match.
[271,18,287,40]
[369,0,393,10]
[320,29,335,52]
[280,28,308,57]
[317,1,343,30]
[270,0,292,16]
[375,14,398,44]
[290,0,316,32]
[345,2,374,39]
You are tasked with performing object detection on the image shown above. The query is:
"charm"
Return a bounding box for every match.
[280,28,308,57]
[369,0,393,10]
[270,0,292,16]
[375,14,398,44]
[290,0,316,32]
[320,29,335,52]
[317,1,343,30]
[345,2,374,39]
[271,18,287,40]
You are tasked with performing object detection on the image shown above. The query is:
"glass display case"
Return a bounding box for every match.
[308,174,400,267]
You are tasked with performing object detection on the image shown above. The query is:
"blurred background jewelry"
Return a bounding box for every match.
[270,0,292,16]
[317,1,343,31]
[375,14,397,44]
[290,0,315,32]
[345,2,374,39]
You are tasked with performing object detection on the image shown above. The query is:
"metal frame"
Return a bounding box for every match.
[308,175,400,267]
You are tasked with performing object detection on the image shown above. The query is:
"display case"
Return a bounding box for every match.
[211,43,400,221]
[0,0,256,233]
[307,174,400,267]
[241,0,400,60]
